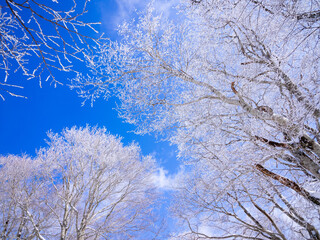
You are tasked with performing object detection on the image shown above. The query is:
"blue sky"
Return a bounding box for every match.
[0,0,179,176]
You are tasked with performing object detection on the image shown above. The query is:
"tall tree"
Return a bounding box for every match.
[0,126,158,239]
[0,155,49,240]
[171,162,320,239]
[72,0,320,238]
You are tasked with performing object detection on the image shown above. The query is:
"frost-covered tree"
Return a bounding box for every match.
[0,0,100,99]
[72,0,320,238]
[0,155,50,239]
[171,162,320,239]
[0,126,158,239]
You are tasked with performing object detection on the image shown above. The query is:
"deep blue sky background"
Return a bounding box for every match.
[0,0,179,175]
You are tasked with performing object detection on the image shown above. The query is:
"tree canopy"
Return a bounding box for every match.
[1,0,320,238]
[73,0,320,238]
[0,126,158,239]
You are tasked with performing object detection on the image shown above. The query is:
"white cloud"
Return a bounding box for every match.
[152,166,184,190]
[115,0,146,21]
[111,0,179,28]
[198,223,215,237]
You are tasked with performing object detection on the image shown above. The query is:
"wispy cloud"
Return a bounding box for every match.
[152,166,184,190]
[101,0,179,32]
[114,0,147,24]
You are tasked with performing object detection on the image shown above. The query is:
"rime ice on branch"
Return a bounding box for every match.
[0,126,159,239]
[73,0,320,238]
[0,0,101,99]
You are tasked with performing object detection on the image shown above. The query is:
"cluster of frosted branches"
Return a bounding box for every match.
[71,0,320,238]
[0,126,159,239]
[0,0,100,99]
